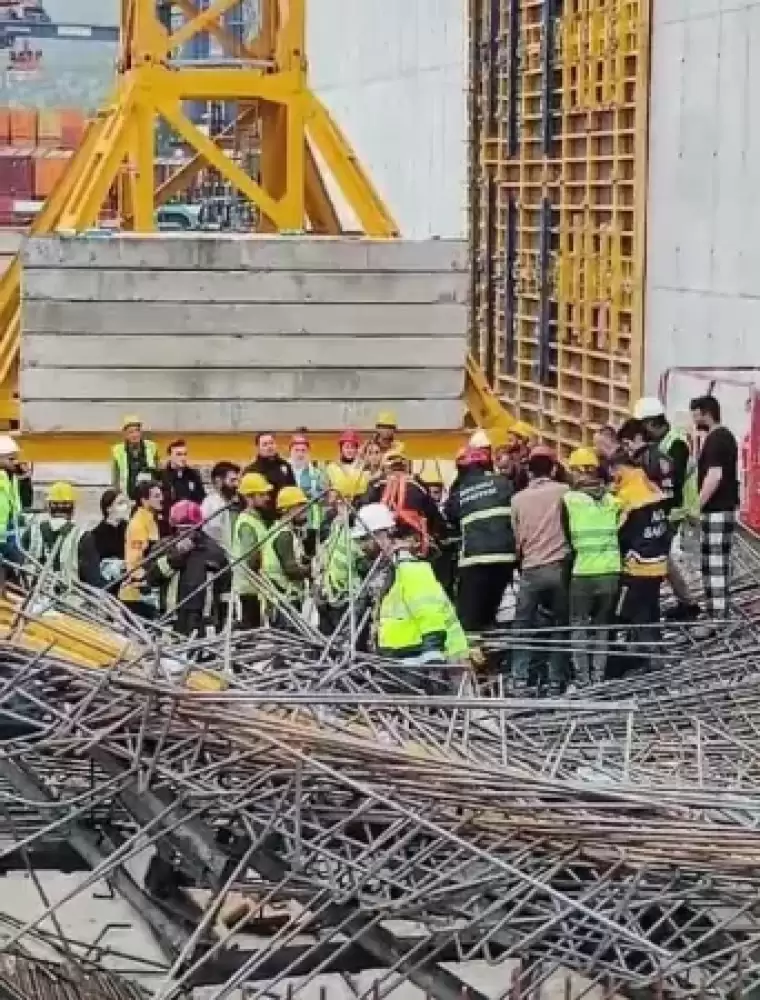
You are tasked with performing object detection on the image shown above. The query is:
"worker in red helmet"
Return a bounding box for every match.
[150,499,231,637]
[327,429,368,500]
[509,444,571,694]
[445,434,517,654]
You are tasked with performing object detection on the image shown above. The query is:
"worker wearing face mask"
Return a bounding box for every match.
[22,482,103,590]
[89,488,132,589]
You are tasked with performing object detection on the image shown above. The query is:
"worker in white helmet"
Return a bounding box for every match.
[631,396,700,621]
[352,502,468,672]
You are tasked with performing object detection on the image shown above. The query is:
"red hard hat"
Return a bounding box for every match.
[339,429,361,446]
[290,433,309,448]
[169,500,203,528]
[465,446,492,465]
[529,444,557,462]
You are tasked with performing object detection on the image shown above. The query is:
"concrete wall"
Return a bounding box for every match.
[645,0,760,401]
[308,0,467,239]
[20,234,468,435]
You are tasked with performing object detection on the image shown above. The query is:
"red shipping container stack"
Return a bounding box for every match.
[0,109,10,146]
[37,108,62,149]
[9,108,36,147]
[60,109,85,150]
[0,195,14,227]
[0,149,34,200]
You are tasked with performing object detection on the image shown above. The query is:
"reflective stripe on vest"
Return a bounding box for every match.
[323,519,359,605]
[377,559,468,659]
[0,471,21,540]
[25,517,81,584]
[111,440,159,493]
[262,523,305,601]
[232,510,267,595]
[563,491,621,577]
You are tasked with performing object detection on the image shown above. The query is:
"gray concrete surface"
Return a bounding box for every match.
[645,0,760,392]
[20,234,468,434]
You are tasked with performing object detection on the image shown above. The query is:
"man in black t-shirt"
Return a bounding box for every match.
[690,394,739,619]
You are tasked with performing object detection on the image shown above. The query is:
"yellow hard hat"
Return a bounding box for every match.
[376,410,398,429]
[121,414,142,430]
[277,486,308,510]
[568,447,600,470]
[383,446,406,466]
[48,481,76,505]
[418,462,443,487]
[239,472,272,496]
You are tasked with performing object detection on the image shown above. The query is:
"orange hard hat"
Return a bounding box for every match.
[529,444,557,461]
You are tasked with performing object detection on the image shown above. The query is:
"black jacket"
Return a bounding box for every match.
[243,455,296,493]
[445,469,516,568]
[160,464,206,508]
[635,443,677,514]
[150,531,231,616]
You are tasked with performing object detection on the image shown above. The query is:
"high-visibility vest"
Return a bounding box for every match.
[0,470,21,541]
[111,440,159,494]
[322,518,361,605]
[293,463,326,532]
[232,509,267,596]
[377,556,468,660]
[25,516,82,585]
[662,426,696,521]
[563,491,622,577]
[262,523,305,602]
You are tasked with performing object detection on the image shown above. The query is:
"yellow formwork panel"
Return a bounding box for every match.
[469,0,650,450]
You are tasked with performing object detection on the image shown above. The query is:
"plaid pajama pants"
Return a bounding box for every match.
[700,510,736,618]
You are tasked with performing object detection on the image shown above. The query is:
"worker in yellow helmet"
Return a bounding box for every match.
[233,473,273,630]
[22,481,102,589]
[111,415,159,500]
[261,486,312,621]
[374,411,403,454]
[560,448,622,687]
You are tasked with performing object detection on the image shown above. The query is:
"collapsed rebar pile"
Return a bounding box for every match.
[2,544,760,998]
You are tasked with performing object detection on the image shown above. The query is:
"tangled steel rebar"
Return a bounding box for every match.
[3,537,760,999]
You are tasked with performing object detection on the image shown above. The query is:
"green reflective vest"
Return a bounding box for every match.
[262,522,305,602]
[563,490,622,577]
[377,556,468,660]
[322,518,361,605]
[25,516,82,586]
[232,509,268,596]
[662,427,697,521]
[111,440,159,495]
[0,470,21,542]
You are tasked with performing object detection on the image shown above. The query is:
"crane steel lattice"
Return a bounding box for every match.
[0,0,513,462]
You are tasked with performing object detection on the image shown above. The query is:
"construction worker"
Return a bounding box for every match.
[119,480,164,619]
[610,450,670,672]
[327,430,369,498]
[232,472,273,630]
[374,412,400,454]
[445,444,516,636]
[23,482,102,589]
[262,486,311,621]
[201,461,242,552]
[633,397,700,621]
[111,416,159,500]
[0,435,25,578]
[362,447,445,553]
[243,433,295,492]
[317,495,364,635]
[352,502,468,671]
[289,433,328,557]
[89,489,131,588]
[560,448,622,686]
[500,422,533,492]
[152,501,231,638]
[511,445,570,694]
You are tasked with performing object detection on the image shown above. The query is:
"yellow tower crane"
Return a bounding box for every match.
[0,0,514,463]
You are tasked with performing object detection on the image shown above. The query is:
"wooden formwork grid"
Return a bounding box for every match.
[469,0,651,449]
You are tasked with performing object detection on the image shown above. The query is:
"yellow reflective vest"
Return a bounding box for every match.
[377,553,468,661]
[232,509,267,596]
[0,470,21,542]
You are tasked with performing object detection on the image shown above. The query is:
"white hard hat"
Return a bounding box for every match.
[469,429,491,449]
[633,396,666,420]
[0,435,19,457]
[352,503,396,539]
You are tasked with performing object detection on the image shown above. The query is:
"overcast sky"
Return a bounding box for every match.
[44,0,119,25]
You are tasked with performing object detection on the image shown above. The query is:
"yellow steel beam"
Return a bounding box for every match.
[168,0,244,50]
[173,0,258,59]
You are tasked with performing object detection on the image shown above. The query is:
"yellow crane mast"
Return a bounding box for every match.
[0,0,513,463]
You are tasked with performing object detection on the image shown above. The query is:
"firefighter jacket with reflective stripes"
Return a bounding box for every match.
[232,509,268,596]
[615,469,670,578]
[262,522,308,602]
[562,488,622,577]
[376,552,468,661]
[111,440,159,498]
[444,469,516,568]
[0,471,21,543]
[153,533,231,618]
[321,517,362,605]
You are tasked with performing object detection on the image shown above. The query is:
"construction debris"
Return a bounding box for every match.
[2,539,760,998]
